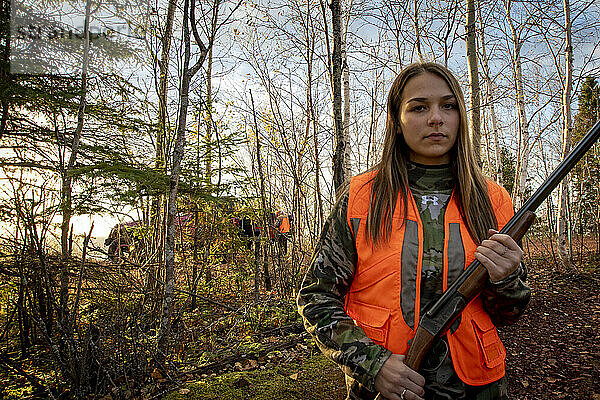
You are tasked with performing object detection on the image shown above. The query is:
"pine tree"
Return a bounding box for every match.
[571,77,600,251]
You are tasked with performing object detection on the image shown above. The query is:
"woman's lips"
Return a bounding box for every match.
[426,133,446,140]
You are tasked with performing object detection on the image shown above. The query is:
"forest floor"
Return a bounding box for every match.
[166,256,600,400]
[499,258,600,399]
[1,253,597,399]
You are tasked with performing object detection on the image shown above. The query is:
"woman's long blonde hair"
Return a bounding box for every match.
[365,62,496,245]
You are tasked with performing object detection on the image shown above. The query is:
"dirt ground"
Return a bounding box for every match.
[498,259,600,399]
[168,256,600,400]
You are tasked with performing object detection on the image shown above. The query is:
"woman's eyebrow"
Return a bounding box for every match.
[406,94,456,103]
[406,97,428,103]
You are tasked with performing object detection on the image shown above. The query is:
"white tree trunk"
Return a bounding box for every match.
[478,1,502,184]
[556,0,573,270]
[330,0,350,195]
[342,34,351,176]
[505,0,529,207]
[466,0,480,162]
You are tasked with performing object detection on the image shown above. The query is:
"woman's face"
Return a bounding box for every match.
[398,72,459,165]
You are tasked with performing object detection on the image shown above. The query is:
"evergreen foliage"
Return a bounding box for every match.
[572,77,600,236]
[500,145,516,197]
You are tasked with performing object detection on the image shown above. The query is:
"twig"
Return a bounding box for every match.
[72,222,94,326]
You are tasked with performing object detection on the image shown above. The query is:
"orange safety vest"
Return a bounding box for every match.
[280,216,290,233]
[344,171,514,386]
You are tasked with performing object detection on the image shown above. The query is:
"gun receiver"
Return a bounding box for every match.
[405,211,536,369]
[404,119,600,371]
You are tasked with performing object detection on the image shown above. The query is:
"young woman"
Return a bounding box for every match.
[297,63,530,400]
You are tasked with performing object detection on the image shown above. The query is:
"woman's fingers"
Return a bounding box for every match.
[475,229,523,282]
[397,356,426,388]
[399,380,425,398]
[403,388,425,400]
[375,355,425,400]
[487,229,522,251]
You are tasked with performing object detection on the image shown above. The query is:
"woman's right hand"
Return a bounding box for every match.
[374,354,425,400]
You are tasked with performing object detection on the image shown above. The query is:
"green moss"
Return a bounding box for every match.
[165,353,346,400]
[3,387,30,400]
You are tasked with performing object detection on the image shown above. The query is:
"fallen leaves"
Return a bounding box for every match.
[151,369,162,379]
[500,262,600,399]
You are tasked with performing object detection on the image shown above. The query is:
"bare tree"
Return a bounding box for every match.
[304,1,324,234]
[413,0,425,62]
[342,1,352,176]
[428,0,461,66]
[148,0,177,302]
[328,0,350,195]
[203,46,214,285]
[59,0,91,324]
[504,0,530,208]
[155,0,242,370]
[556,0,574,270]
[477,0,502,184]
[466,0,481,162]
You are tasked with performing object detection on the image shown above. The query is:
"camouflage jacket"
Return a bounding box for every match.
[297,182,530,395]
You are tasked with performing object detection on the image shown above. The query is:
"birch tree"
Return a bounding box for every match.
[466,0,481,162]
[525,0,598,270]
[328,0,350,195]
[556,0,574,270]
[342,16,351,177]
[477,0,502,184]
[504,0,530,208]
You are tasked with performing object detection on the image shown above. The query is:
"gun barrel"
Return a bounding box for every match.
[504,119,600,234]
[427,119,600,319]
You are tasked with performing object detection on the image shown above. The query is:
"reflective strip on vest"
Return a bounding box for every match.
[400,220,419,330]
[447,223,465,334]
[447,223,465,286]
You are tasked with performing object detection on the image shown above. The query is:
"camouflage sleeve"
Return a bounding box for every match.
[297,190,391,391]
[482,261,531,327]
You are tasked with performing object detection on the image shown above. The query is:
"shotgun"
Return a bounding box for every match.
[403,119,600,371]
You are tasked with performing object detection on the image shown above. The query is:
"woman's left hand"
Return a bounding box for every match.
[474,229,523,283]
